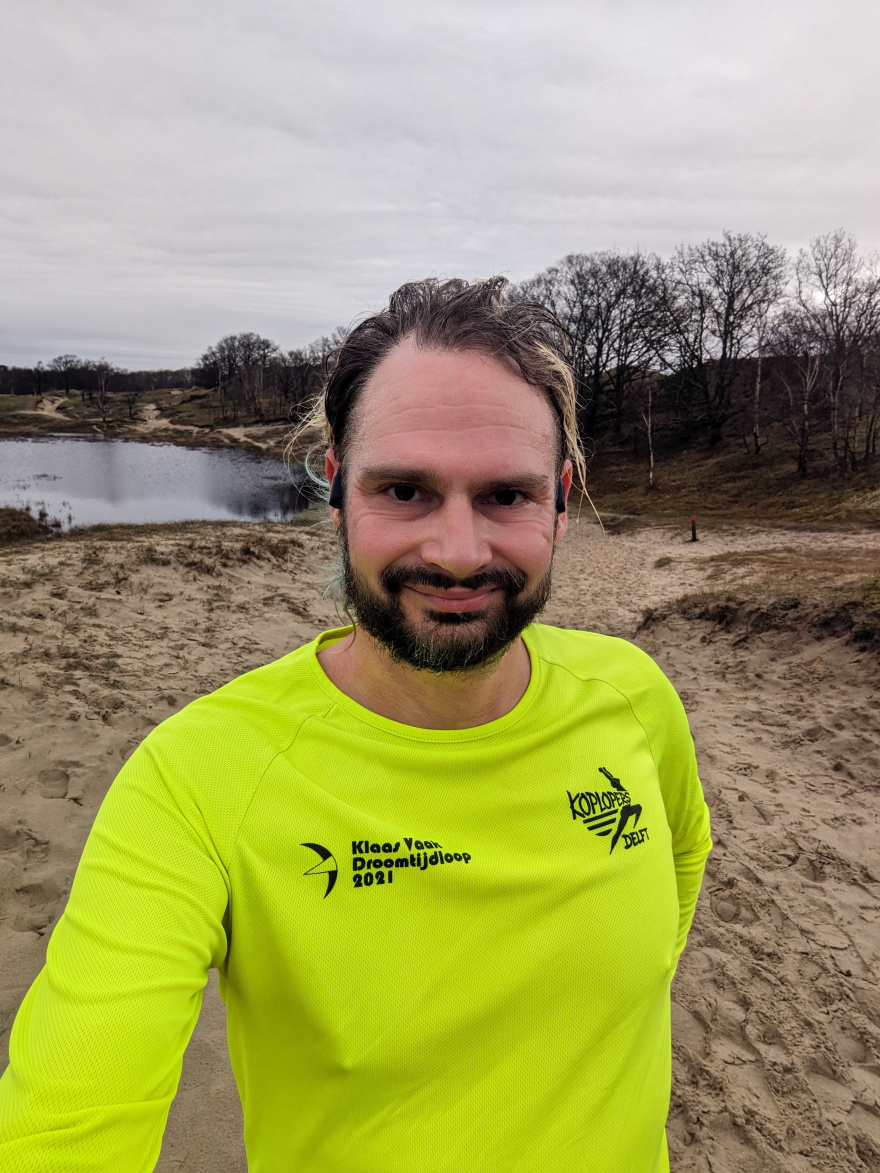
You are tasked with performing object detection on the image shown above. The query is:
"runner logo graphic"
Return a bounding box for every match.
[567,767,647,853]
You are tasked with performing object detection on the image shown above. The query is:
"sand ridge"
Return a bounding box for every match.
[1,517,880,1170]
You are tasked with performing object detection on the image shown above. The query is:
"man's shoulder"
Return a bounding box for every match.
[528,622,683,718]
[141,634,333,767]
[528,622,663,685]
[528,623,690,756]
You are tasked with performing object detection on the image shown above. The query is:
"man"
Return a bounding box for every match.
[0,277,711,1171]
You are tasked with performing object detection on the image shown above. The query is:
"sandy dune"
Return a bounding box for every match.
[1,515,880,1170]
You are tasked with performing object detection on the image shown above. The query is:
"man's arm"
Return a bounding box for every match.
[651,675,712,970]
[0,743,230,1171]
[619,649,712,970]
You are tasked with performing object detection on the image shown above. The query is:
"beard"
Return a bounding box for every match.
[338,522,554,674]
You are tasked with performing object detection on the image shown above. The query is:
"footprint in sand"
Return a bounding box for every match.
[36,768,69,799]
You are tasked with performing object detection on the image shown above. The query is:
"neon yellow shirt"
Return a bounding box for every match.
[0,623,711,1172]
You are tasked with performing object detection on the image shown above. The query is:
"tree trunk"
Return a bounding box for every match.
[752,333,763,455]
[798,395,809,476]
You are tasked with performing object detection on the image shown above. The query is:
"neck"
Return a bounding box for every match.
[317,626,532,730]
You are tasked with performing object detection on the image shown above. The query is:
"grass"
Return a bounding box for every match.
[151,388,223,428]
[152,388,298,431]
[582,431,880,527]
[0,395,82,434]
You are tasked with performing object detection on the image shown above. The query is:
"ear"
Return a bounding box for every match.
[325,448,342,524]
[554,459,573,542]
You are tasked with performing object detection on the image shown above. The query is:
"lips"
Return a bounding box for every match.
[380,564,528,601]
[404,585,499,613]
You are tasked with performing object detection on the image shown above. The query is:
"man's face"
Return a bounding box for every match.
[326,339,570,674]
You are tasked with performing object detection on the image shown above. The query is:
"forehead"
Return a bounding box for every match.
[348,339,558,473]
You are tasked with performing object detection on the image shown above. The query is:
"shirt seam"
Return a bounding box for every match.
[226,700,337,875]
[540,654,664,786]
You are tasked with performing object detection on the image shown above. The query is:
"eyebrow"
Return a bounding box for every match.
[357,464,553,494]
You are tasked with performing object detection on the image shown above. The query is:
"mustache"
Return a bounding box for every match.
[379,565,528,597]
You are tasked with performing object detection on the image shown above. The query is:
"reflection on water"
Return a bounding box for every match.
[0,435,318,529]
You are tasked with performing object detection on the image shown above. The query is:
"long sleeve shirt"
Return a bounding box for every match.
[0,622,711,1172]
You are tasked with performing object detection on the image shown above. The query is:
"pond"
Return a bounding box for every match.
[0,436,319,529]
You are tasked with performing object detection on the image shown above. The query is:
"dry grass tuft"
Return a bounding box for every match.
[0,508,52,546]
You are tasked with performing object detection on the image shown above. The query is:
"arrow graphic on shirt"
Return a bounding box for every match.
[301,843,338,898]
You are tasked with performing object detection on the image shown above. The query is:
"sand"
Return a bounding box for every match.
[1,514,880,1171]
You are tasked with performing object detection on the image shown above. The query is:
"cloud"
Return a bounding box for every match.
[1,0,878,367]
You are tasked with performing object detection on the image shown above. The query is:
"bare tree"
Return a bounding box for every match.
[91,359,121,424]
[632,373,660,489]
[30,361,49,400]
[49,354,80,397]
[308,327,348,370]
[197,333,280,422]
[794,230,880,472]
[119,376,143,420]
[749,294,784,457]
[518,250,660,440]
[861,330,880,461]
[655,231,788,446]
[234,332,279,419]
[278,348,319,416]
[770,308,822,475]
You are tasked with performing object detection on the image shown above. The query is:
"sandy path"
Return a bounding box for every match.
[138,402,202,435]
[1,518,879,1169]
[133,404,293,454]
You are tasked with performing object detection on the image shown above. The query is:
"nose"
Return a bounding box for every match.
[418,492,492,581]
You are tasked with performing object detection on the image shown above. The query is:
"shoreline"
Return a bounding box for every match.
[3,396,880,529]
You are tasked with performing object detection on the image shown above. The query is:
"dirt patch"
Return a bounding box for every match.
[641,576,880,655]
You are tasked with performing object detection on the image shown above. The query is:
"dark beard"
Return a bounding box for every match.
[338,523,553,674]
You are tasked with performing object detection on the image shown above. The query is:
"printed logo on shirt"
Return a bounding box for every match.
[567,767,648,854]
[301,838,473,897]
[300,842,339,897]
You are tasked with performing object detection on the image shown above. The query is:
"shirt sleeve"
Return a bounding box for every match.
[655,678,711,970]
[623,650,712,972]
[0,740,230,1172]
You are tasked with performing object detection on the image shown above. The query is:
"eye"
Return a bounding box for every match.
[488,489,523,506]
[390,484,418,501]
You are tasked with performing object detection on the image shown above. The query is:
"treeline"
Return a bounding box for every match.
[3,229,879,480]
[0,336,340,429]
[192,329,346,424]
[516,229,880,480]
[0,358,193,423]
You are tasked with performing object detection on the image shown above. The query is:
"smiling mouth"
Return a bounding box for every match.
[404,585,499,613]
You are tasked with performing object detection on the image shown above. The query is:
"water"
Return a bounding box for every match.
[0,435,318,529]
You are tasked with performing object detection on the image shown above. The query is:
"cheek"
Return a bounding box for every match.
[343,508,417,567]
[492,517,557,565]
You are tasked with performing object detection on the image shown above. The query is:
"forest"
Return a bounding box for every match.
[3,229,879,493]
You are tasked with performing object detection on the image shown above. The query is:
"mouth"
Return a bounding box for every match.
[403,585,500,614]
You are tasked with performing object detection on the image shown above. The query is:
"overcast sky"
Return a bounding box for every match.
[1,0,878,369]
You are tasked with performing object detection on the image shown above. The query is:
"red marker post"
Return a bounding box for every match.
[690,514,698,542]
